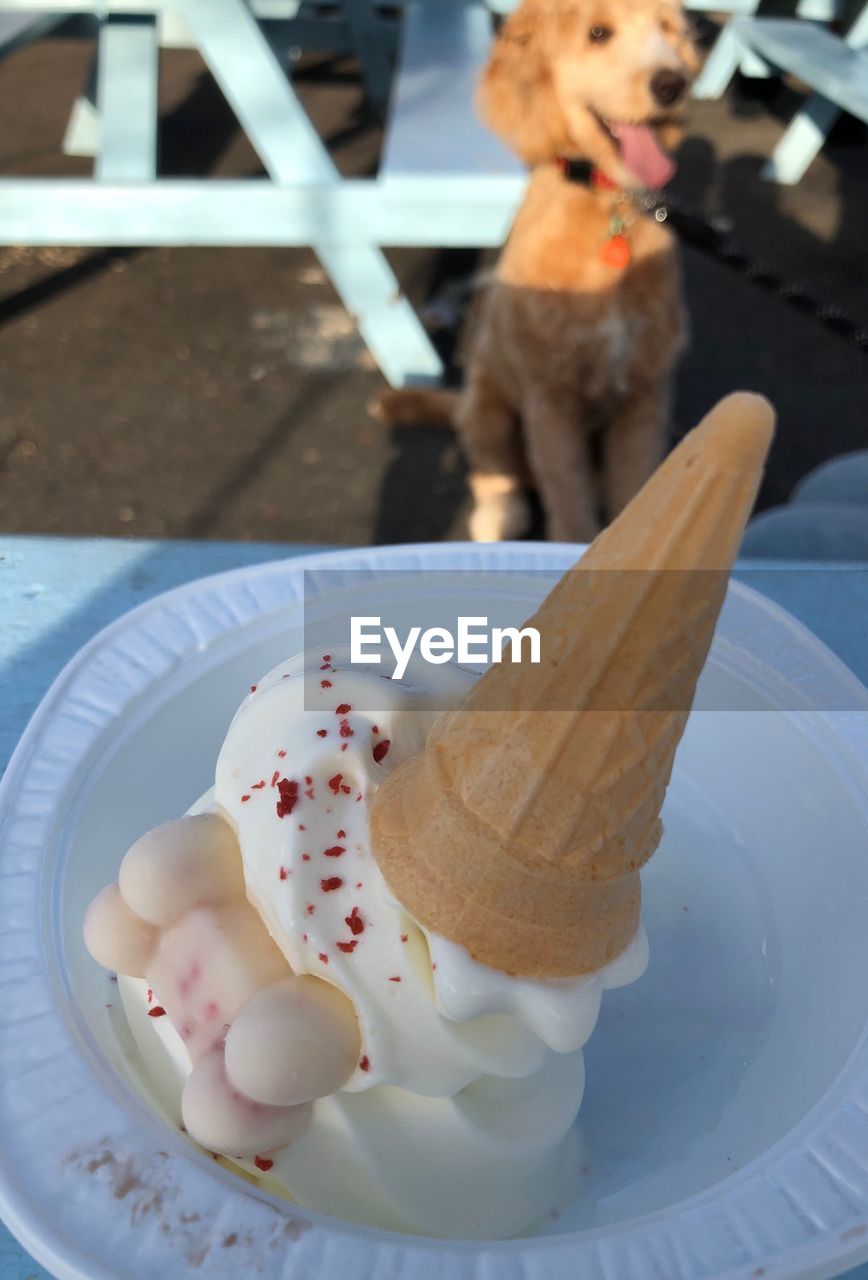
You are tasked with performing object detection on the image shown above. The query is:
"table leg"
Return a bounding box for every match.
[95,14,159,181]
[761,92,840,184]
[693,17,753,99]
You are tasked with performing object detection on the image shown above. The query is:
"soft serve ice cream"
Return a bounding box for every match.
[83,392,775,1240]
[218,653,647,1087]
[86,650,647,1238]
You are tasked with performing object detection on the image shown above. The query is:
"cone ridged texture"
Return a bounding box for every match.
[371,394,775,976]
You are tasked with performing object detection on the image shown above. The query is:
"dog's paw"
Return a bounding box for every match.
[468,473,531,542]
[85,813,360,1160]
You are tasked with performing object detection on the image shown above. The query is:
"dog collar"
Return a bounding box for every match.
[555,157,619,191]
[554,156,669,212]
[554,156,669,270]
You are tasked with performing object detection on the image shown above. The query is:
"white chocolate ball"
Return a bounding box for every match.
[148,902,289,1062]
[119,813,244,927]
[182,1045,309,1157]
[83,882,158,977]
[224,976,361,1106]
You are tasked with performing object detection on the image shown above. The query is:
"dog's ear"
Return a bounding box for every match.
[477,2,572,164]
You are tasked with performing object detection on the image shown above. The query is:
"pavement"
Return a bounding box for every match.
[1,21,866,546]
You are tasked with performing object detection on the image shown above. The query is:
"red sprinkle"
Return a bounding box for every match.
[388,976,402,983]
[302,932,308,943]
[279,867,289,881]
[250,685,257,693]
[276,778,299,819]
[270,771,280,787]
[306,903,315,915]
[328,773,343,795]
[316,729,327,738]
[148,1006,167,1018]
[372,725,380,735]
[345,907,365,936]
[401,934,408,943]
[241,794,251,803]
[323,845,345,858]
[299,823,306,831]
[339,719,354,739]
[321,876,343,892]
[302,853,310,861]
[251,780,266,790]
[254,1156,273,1172]
[355,793,363,803]
[335,703,352,715]
[321,679,332,689]
[359,1055,370,1072]
[319,952,329,965]
[322,654,332,663]
[146,987,153,1004]
[341,743,348,752]
[278,749,286,758]
[372,739,391,764]
[305,775,313,785]
[337,829,346,839]
[337,940,358,954]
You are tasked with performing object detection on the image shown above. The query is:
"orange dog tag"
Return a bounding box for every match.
[600,234,631,269]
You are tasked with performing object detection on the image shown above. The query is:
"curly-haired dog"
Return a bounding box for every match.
[373,0,698,542]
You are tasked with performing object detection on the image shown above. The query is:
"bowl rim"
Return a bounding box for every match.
[2,541,868,1280]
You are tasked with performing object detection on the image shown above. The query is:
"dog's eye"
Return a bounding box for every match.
[589,23,613,42]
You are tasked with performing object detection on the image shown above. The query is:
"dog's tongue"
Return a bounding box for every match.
[610,122,676,189]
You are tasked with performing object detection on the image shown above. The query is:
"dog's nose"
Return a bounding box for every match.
[650,68,687,106]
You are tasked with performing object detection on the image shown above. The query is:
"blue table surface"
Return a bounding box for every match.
[1,535,867,1280]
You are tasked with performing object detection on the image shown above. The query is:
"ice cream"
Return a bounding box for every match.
[84,392,774,1239]
[90,654,646,1237]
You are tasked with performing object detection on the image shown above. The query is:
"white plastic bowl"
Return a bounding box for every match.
[2,542,868,1280]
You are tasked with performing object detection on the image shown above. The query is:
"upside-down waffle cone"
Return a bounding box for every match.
[371,393,775,977]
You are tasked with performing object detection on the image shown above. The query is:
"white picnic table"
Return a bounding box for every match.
[0,0,525,387]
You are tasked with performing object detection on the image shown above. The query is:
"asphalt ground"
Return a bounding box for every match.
[1,22,866,545]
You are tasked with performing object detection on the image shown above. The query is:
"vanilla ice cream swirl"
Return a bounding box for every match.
[120,650,647,1237]
[215,651,647,1094]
